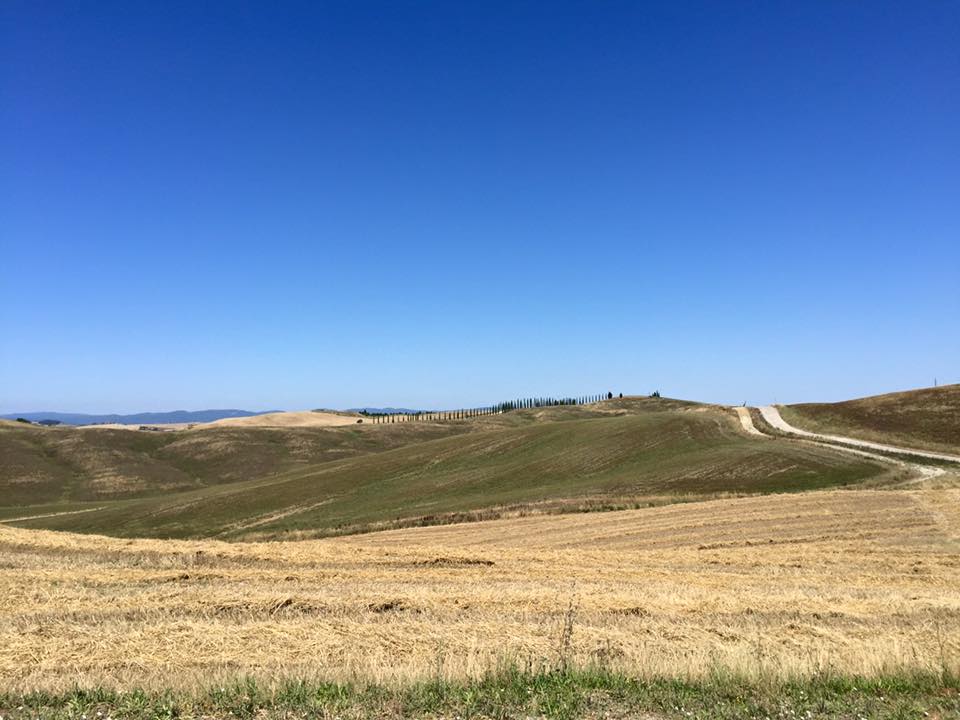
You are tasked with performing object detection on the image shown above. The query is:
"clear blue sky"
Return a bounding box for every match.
[2,1,957,413]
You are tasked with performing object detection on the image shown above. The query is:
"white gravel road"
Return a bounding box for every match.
[758,405,960,464]
[733,407,766,437]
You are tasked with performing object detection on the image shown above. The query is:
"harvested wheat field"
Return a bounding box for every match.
[200,410,368,429]
[3,488,958,693]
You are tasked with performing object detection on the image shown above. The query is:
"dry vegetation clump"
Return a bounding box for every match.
[2,488,958,693]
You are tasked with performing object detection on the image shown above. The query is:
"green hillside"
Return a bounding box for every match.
[0,398,692,507]
[3,401,891,540]
[781,384,960,455]
[0,420,467,506]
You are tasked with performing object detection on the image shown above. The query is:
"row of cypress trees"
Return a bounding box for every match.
[367,393,614,424]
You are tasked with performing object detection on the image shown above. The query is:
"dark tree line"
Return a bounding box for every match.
[366,393,620,424]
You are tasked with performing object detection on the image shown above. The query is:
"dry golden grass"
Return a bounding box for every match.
[62,411,369,431]
[199,410,367,429]
[2,488,959,693]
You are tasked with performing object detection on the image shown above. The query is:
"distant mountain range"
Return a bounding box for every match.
[2,410,273,426]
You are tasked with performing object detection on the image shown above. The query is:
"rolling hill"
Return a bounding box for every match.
[779,384,960,455]
[0,418,468,506]
[1,398,893,540]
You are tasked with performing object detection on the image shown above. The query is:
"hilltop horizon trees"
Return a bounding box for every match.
[366,391,628,424]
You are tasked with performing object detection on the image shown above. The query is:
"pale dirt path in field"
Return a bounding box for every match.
[733,405,950,484]
[732,406,766,436]
[0,506,106,523]
[759,405,960,463]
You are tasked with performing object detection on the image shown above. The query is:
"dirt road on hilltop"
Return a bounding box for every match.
[732,407,766,437]
[730,404,955,483]
[759,405,960,463]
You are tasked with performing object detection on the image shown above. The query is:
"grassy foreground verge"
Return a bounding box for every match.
[3,668,958,720]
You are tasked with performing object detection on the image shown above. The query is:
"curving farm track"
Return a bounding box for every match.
[759,405,960,463]
[731,404,959,484]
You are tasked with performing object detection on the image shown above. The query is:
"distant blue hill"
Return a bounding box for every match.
[3,410,274,426]
[348,407,425,415]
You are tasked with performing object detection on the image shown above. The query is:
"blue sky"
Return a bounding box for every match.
[2,1,957,413]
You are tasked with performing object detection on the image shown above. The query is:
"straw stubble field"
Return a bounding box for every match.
[3,488,958,693]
